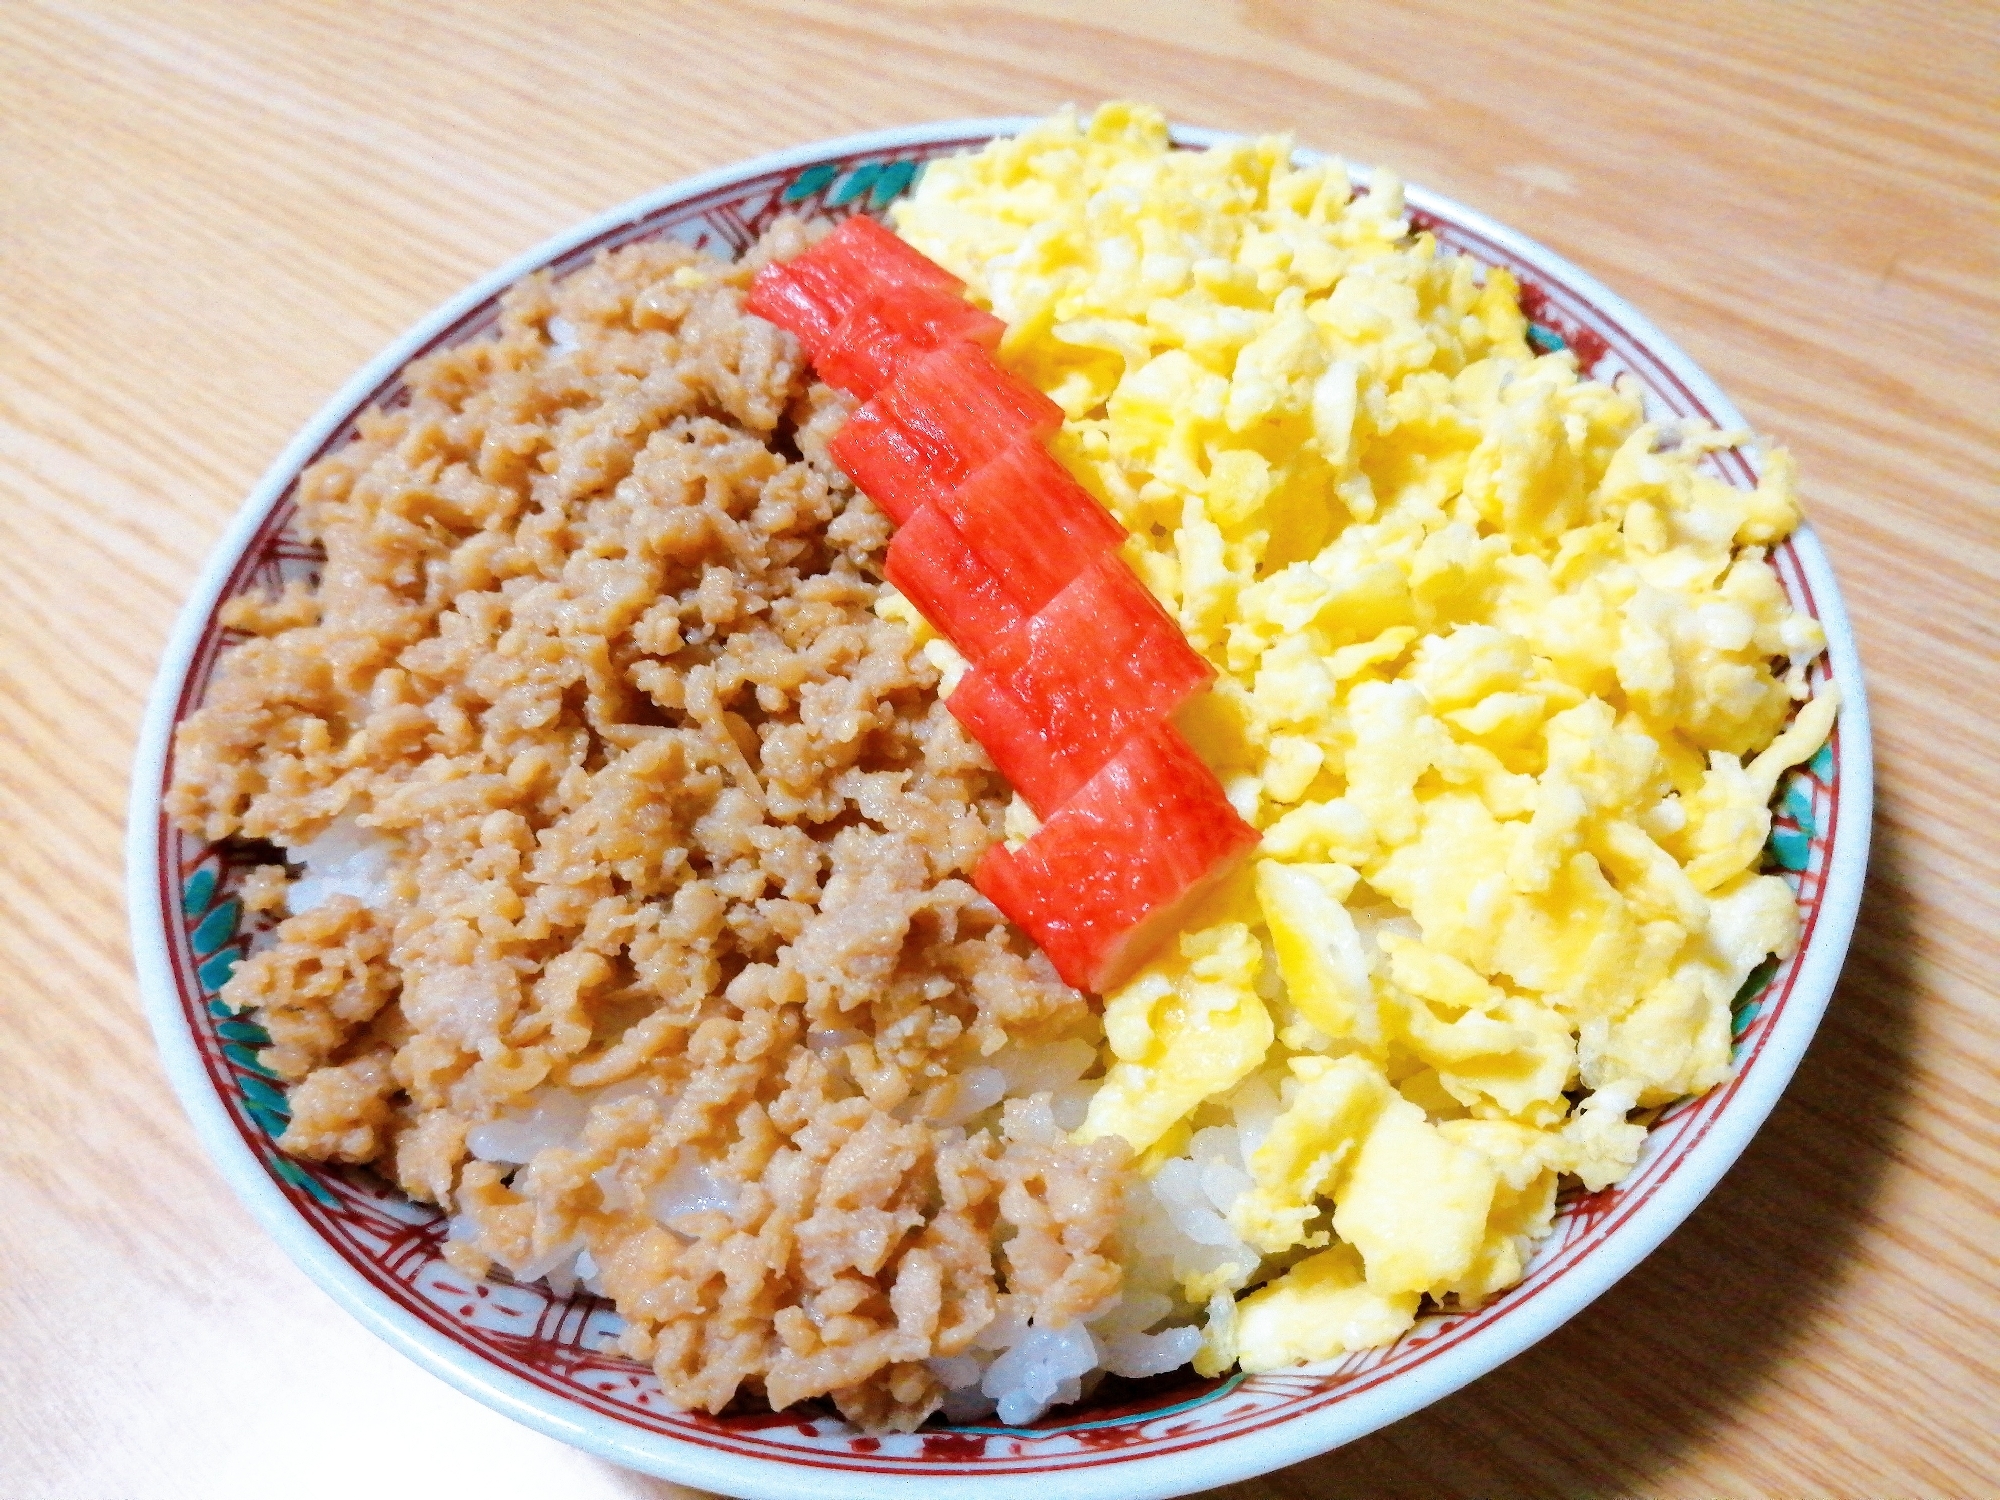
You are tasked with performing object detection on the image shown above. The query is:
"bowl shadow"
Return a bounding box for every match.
[588,811,1912,1500]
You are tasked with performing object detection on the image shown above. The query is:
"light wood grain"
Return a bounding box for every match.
[3,2,1995,1496]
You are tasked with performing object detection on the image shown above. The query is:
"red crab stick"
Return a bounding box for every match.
[744,264,845,358]
[884,505,1025,662]
[974,724,1260,994]
[948,554,1214,817]
[886,439,1127,661]
[809,215,966,298]
[818,283,1006,400]
[934,439,1126,616]
[745,216,965,359]
[830,341,1064,524]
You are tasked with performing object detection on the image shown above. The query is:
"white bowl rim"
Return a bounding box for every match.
[127,114,1873,1500]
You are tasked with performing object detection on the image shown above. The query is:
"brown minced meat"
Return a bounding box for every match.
[167,224,1127,1430]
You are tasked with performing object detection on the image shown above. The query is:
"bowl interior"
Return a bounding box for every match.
[133,121,1864,1498]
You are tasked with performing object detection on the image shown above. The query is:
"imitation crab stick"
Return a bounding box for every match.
[817,283,1006,400]
[829,341,1065,524]
[886,440,1127,666]
[974,724,1260,995]
[947,553,1214,817]
[807,215,966,298]
[932,439,1127,617]
[745,215,965,359]
[883,504,1024,662]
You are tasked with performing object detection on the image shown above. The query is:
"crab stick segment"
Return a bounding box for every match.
[830,341,1064,524]
[935,439,1127,616]
[884,506,1025,663]
[974,725,1260,994]
[745,215,965,360]
[948,553,1214,816]
[818,283,1006,400]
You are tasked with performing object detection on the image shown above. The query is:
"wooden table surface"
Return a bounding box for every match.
[5,2,1996,1496]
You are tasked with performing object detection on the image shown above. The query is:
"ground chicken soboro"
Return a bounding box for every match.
[166,225,1129,1430]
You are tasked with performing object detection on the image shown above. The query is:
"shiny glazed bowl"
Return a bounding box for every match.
[128,118,1872,1500]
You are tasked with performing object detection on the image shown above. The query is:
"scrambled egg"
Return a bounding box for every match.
[893,103,1837,1375]
[1080,922,1273,1157]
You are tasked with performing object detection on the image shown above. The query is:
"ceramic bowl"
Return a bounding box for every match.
[128,117,1872,1500]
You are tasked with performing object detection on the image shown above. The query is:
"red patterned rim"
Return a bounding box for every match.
[128,119,1871,1500]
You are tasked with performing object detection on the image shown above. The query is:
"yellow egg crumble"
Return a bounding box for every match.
[890,103,1838,1375]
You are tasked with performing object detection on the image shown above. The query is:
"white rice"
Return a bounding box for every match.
[283,813,397,914]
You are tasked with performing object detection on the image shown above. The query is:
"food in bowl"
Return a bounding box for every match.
[165,101,1839,1433]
